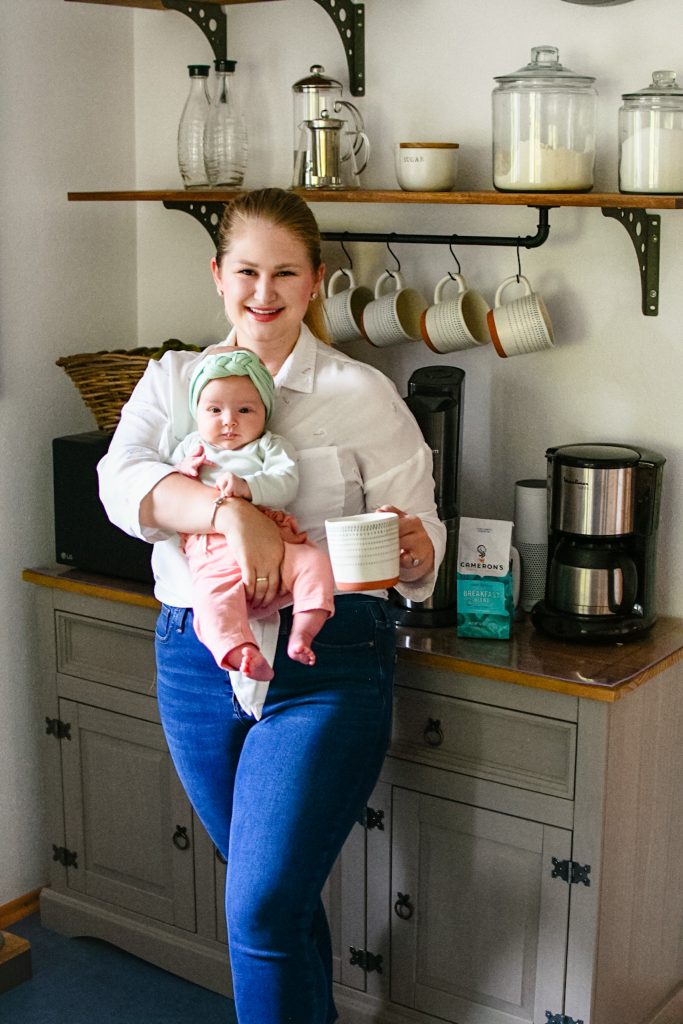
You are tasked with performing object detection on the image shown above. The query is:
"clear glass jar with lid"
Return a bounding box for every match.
[492,46,597,192]
[619,71,683,194]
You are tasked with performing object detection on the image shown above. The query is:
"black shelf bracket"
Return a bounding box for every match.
[602,207,661,316]
[311,0,365,96]
[164,200,227,242]
[164,200,551,252]
[161,1,227,62]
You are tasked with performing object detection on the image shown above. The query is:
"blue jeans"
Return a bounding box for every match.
[155,595,395,1024]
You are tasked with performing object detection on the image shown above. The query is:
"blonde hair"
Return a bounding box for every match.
[215,188,331,345]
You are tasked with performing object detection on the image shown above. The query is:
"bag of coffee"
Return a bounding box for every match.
[457,517,516,639]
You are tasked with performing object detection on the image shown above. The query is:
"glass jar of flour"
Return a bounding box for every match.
[619,71,683,194]
[492,46,597,192]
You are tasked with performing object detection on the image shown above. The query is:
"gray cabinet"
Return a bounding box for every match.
[26,574,683,1024]
[33,585,232,995]
[330,659,683,1024]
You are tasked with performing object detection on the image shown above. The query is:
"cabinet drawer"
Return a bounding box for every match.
[391,685,576,799]
[56,610,156,696]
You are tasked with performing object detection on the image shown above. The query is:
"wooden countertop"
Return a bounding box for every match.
[23,566,683,703]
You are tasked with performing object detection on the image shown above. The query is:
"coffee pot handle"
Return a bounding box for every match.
[609,556,638,614]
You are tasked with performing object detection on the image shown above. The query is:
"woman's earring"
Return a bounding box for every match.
[311,292,318,300]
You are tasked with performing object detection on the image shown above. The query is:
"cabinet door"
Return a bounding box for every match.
[59,700,196,931]
[391,787,571,1024]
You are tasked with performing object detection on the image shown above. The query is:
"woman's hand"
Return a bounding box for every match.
[214,498,284,607]
[376,505,435,582]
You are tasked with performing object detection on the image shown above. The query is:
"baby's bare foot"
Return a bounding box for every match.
[225,644,274,681]
[288,634,316,666]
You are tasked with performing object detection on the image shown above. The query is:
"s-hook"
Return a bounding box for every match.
[448,241,462,280]
[385,238,401,278]
[337,239,354,282]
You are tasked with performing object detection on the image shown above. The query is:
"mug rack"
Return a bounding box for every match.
[162,200,551,250]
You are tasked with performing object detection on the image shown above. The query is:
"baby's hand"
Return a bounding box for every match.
[175,443,215,478]
[216,471,252,500]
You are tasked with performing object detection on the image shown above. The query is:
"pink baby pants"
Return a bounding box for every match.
[183,514,335,670]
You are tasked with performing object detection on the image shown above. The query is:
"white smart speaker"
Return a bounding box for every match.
[513,479,548,612]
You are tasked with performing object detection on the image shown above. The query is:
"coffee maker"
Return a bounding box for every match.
[389,366,464,627]
[531,443,665,642]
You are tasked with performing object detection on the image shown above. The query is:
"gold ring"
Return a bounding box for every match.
[256,577,268,582]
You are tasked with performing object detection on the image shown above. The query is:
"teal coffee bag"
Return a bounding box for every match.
[457,517,515,639]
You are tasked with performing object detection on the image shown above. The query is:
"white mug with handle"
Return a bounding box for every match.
[487,275,554,358]
[420,273,491,353]
[360,271,427,348]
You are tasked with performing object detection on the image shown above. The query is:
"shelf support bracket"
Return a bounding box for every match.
[161,1,227,63]
[163,200,227,244]
[602,207,661,316]
[311,0,365,96]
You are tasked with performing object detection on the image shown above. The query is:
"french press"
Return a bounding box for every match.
[291,64,368,188]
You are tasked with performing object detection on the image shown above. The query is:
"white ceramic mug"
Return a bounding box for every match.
[486,275,555,358]
[395,142,459,191]
[325,511,400,591]
[420,274,491,353]
[323,269,373,345]
[360,271,427,347]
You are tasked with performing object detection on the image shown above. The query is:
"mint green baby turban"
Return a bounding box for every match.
[189,350,275,422]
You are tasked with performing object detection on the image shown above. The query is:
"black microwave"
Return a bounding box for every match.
[52,431,154,584]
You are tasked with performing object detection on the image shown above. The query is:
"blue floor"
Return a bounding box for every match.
[2,914,238,1023]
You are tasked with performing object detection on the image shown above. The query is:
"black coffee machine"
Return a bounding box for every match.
[531,443,665,642]
[389,365,464,627]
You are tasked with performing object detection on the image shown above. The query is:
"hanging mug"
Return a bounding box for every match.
[487,275,554,358]
[420,274,491,353]
[360,271,427,347]
[323,269,373,345]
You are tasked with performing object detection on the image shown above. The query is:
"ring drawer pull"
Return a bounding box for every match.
[172,825,191,851]
[424,717,444,747]
[394,892,414,920]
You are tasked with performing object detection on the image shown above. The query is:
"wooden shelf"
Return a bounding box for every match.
[67,188,683,209]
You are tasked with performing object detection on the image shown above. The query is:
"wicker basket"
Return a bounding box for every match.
[56,339,201,432]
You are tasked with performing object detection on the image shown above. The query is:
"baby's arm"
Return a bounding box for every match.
[171,435,216,480]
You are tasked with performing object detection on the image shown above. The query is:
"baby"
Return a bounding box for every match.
[171,349,335,694]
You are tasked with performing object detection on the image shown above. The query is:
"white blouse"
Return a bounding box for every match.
[98,325,446,609]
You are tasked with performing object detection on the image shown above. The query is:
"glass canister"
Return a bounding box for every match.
[177,64,211,189]
[619,71,683,194]
[203,59,248,187]
[492,46,597,192]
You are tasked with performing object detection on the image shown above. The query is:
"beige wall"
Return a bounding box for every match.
[2,0,681,903]
[0,1,136,905]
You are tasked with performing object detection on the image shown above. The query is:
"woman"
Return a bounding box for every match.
[98,188,445,1024]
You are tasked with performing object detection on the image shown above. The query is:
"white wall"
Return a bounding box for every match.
[134,0,683,612]
[2,0,681,906]
[0,1,136,906]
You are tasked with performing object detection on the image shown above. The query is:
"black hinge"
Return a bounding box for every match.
[52,845,78,869]
[546,1013,584,1024]
[551,857,591,887]
[45,717,71,740]
[349,947,383,974]
[364,806,385,831]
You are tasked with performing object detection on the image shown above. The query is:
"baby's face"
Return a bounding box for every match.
[195,376,267,450]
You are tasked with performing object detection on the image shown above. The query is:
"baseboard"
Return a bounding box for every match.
[0,888,42,929]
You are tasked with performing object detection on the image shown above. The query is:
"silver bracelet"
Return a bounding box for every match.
[210,494,227,531]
